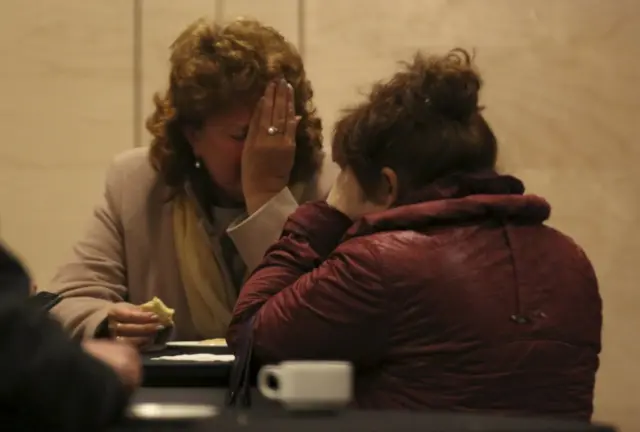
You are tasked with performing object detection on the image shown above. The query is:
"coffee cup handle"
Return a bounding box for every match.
[257,365,281,400]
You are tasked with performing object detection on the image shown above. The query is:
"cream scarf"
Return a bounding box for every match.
[172,185,305,338]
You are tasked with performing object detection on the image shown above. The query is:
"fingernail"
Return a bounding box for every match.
[156,325,165,331]
[149,314,159,320]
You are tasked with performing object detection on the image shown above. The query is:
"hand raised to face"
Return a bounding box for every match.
[242,79,300,214]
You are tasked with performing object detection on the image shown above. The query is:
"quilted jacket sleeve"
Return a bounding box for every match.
[228,202,389,364]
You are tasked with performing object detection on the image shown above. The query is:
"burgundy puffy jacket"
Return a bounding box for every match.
[228,173,601,420]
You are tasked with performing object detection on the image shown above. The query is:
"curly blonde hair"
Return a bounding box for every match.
[147,18,324,189]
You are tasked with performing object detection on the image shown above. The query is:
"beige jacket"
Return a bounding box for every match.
[47,147,332,340]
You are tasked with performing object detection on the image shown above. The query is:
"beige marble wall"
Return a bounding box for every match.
[304,0,640,429]
[221,0,300,46]
[0,0,637,429]
[0,0,134,283]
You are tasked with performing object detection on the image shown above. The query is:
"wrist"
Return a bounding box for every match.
[245,192,277,215]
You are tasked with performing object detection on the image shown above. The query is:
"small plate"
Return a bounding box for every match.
[150,353,235,362]
[167,339,228,348]
[128,403,218,420]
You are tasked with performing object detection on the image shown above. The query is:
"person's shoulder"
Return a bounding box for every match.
[107,147,154,178]
[333,230,391,261]
[104,147,162,190]
[538,224,593,265]
[103,147,169,210]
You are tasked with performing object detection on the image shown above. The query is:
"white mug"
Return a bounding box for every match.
[257,361,353,411]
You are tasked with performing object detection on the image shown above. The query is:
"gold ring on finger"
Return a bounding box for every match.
[267,126,279,136]
[111,321,121,336]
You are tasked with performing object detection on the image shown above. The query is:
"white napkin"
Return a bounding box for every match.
[150,354,235,362]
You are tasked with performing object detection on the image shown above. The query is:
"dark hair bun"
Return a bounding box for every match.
[410,48,481,122]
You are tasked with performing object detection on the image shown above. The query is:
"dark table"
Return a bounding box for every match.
[200,411,617,432]
[131,386,272,408]
[121,347,616,431]
[114,387,616,432]
[112,387,273,431]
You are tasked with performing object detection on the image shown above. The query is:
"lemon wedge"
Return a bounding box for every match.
[140,297,175,326]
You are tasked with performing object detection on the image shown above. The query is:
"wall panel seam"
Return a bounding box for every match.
[133,0,144,147]
[297,0,306,59]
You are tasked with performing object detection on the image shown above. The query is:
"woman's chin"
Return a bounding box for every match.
[227,186,245,203]
[220,187,245,207]
[209,179,244,206]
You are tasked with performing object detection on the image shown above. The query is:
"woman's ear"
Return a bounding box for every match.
[379,167,398,207]
[183,126,201,154]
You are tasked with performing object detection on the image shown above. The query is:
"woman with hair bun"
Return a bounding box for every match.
[229,49,601,420]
